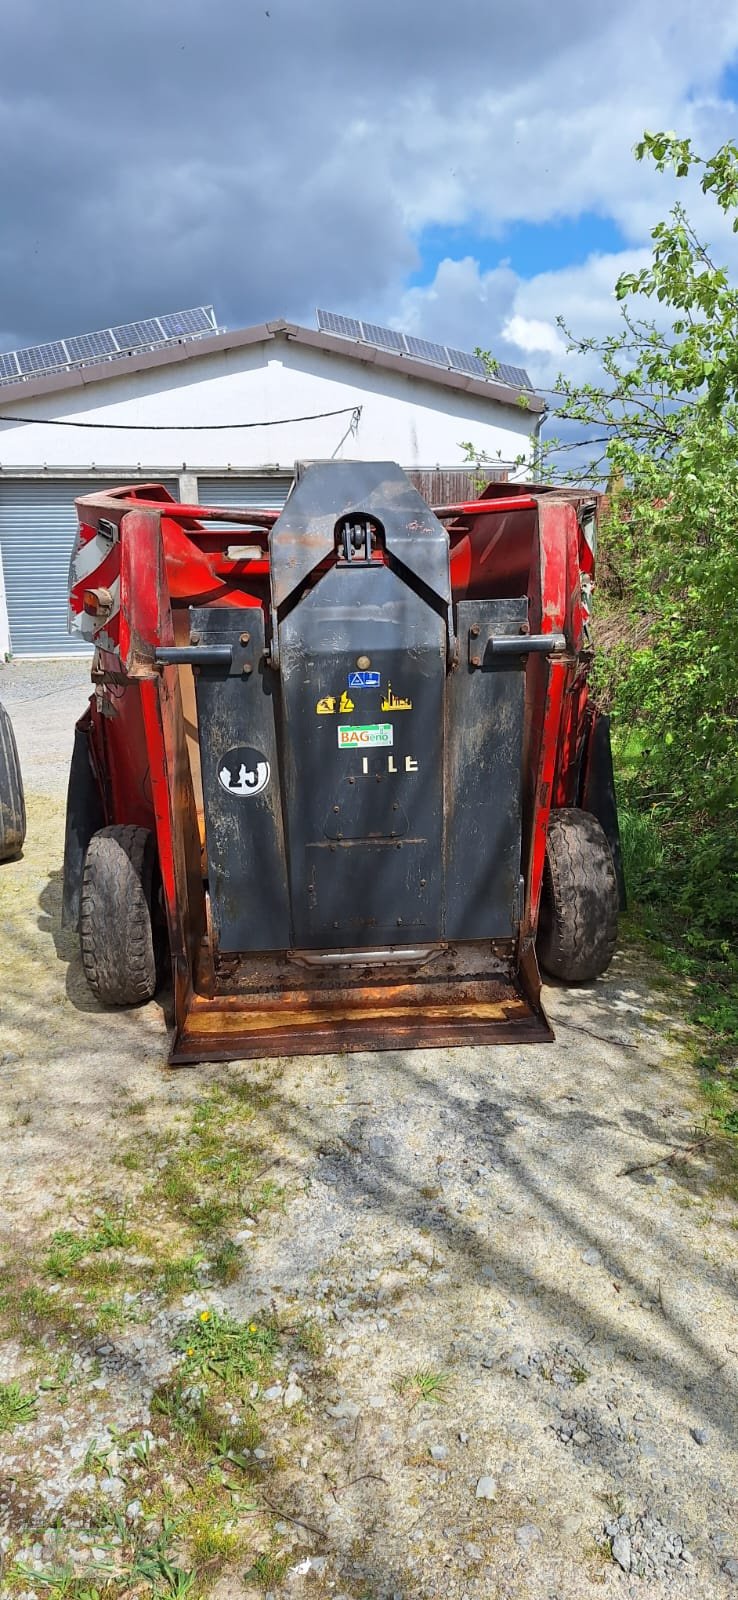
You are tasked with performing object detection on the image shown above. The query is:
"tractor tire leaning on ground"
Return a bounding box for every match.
[80,825,159,1005]
[0,699,26,862]
[537,807,619,983]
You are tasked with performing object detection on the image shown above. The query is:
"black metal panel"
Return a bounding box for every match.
[62,717,105,930]
[445,598,528,940]
[278,560,446,948]
[269,461,450,613]
[191,607,290,953]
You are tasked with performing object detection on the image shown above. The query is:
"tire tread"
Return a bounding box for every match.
[0,700,26,862]
[79,824,157,1005]
[537,807,618,983]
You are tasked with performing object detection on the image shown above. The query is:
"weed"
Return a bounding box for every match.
[128,1432,154,1466]
[153,1377,259,1462]
[184,1506,242,1565]
[81,1437,114,1473]
[248,1549,289,1587]
[211,1239,242,1285]
[9,1563,77,1595]
[175,1310,277,1386]
[293,1317,325,1359]
[119,1148,142,1171]
[158,1253,204,1298]
[131,1540,196,1598]
[0,1379,37,1432]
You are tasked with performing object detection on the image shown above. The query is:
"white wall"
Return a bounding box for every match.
[0,337,537,476]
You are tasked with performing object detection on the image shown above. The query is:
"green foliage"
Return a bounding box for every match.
[473,345,499,376]
[546,131,738,1105]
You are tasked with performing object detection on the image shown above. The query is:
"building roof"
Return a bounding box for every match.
[0,318,545,416]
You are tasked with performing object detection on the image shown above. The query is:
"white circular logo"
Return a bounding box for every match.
[217,745,271,798]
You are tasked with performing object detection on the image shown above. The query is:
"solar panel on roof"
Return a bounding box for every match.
[0,306,220,386]
[111,318,165,351]
[159,307,215,338]
[65,329,118,362]
[403,335,450,366]
[495,361,531,389]
[17,342,68,375]
[359,321,404,353]
[446,347,488,378]
[314,310,536,394]
[317,309,362,340]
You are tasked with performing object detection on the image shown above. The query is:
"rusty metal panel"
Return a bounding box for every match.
[269,461,451,611]
[445,598,528,940]
[191,606,290,953]
[170,940,552,1062]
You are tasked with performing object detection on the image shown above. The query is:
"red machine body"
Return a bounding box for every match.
[63,468,619,1063]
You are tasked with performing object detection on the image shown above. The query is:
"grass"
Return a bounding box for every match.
[615,797,738,1155]
[0,1379,37,1433]
[393,1368,450,1405]
[618,805,666,899]
[44,1214,135,1279]
[0,1078,303,1598]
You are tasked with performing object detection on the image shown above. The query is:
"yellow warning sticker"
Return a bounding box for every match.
[316,690,355,714]
[381,683,412,711]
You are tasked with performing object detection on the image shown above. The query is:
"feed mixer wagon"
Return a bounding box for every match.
[62,462,622,1063]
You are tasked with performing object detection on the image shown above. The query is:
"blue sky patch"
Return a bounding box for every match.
[408,211,629,288]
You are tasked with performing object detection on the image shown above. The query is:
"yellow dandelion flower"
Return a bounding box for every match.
[199,1309,211,1322]
[187,1346,194,1355]
[249,1323,258,1333]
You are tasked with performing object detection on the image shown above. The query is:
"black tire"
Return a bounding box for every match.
[0,699,26,862]
[80,825,159,1005]
[537,807,618,983]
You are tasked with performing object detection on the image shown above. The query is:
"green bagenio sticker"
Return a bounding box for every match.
[337,723,393,748]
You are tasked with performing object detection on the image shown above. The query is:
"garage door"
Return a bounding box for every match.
[196,475,293,515]
[0,478,177,656]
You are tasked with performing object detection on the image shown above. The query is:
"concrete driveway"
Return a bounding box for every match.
[0,658,736,1599]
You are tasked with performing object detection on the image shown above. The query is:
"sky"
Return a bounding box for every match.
[2,0,738,402]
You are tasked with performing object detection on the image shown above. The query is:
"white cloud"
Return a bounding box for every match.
[502,316,567,359]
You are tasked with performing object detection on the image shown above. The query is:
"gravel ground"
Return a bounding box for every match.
[0,658,737,1599]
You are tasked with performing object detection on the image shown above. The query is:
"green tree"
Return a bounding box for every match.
[551,132,738,1052]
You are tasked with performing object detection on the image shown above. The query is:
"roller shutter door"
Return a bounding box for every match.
[196,475,293,515]
[0,477,176,656]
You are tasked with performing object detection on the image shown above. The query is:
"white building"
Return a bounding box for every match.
[0,313,544,656]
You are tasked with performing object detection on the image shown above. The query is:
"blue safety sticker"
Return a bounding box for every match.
[348,671,380,688]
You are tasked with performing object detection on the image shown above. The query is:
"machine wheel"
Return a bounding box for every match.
[537,807,618,983]
[80,825,159,1005]
[0,699,26,862]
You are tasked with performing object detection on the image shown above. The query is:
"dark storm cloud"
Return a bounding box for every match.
[1,0,736,359]
[0,0,600,346]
